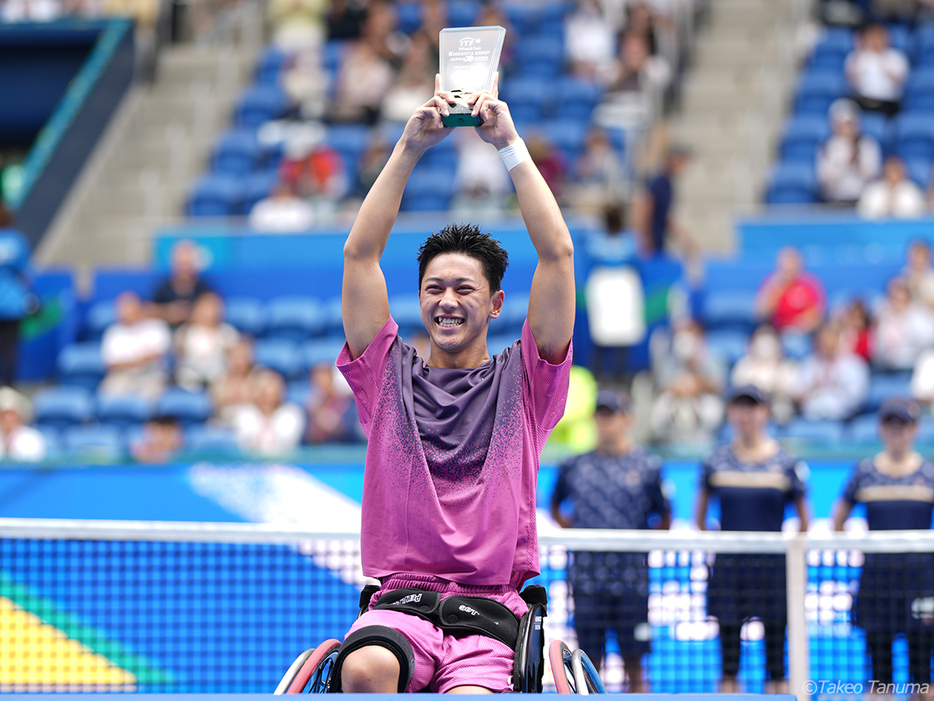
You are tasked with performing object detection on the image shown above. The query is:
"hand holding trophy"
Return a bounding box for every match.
[439,25,507,127]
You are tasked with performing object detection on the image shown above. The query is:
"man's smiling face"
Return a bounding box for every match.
[418,252,503,368]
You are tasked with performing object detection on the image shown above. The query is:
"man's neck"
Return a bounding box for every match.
[426,342,492,369]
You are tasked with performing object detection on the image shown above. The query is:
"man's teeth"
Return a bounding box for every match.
[437,318,464,327]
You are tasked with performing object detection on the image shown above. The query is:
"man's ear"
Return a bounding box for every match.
[490,289,505,319]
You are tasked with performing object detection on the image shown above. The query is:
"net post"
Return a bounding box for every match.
[786,533,809,701]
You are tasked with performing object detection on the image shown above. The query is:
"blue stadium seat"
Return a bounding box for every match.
[864,371,913,412]
[325,124,372,168]
[36,425,61,454]
[486,334,515,355]
[303,338,347,370]
[513,35,565,79]
[705,329,749,366]
[96,394,155,429]
[499,291,530,333]
[794,71,849,115]
[781,331,812,360]
[447,0,478,27]
[186,174,245,217]
[266,296,328,341]
[400,166,455,212]
[555,76,603,122]
[701,289,759,331]
[537,119,589,162]
[253,338,303,380]
[395,1,421,33]
[84,299,116,341]
[902,68,934,112]
[905,157,934,189]
[322,296,344,335]
[418,135,457,169]
[918,416,934,442]
[286,380,309,407]
[808,28,854,71]
[912,24,934,66]
[57,342,106,390]
[185,424,240,453]
[780,115,832,162]
[156,388,214,427]
[33,386,95,430]
[892,112,934,161]
[255,45,287,86]
[235,85,291,129]
[859,111,888,144]
[243,170,281,215]
[62,424,125,460]
[224,296,266,337]
[323,40,348,77]
[764,161,818,204]
[781,417,844,443]
[887,24,911,54]
[212,129,261,176]
[500,76,550,124]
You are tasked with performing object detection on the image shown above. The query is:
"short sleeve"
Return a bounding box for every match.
[336,317,399,430]
[520,319,572,432]
[787,458,808,500]
[700,457,715,493]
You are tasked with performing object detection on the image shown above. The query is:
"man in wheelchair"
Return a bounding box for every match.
[330,77,575,694]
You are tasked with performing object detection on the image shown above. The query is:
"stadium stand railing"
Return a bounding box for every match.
[1,518,933,696]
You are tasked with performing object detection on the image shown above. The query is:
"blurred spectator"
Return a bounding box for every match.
[816,99,882,204]
[152,240,213,329]
[327,37,394,124]
[326,0,366,40]
[411,0,446,65]
[356,132,392,197]
[452,128,510,217]
[528,133,567,203]
[631,145,692,258]
[248,182,316,232]
[1,0,62,21]
[730,324,800,424]
[910,346,934,408]
[362,0,408,65]
[100,291,171,401]
[266,0,327,52]
[565,0,618,81]
[131,414,183,463]
[282,47,330,120]
[0,387,45,462]
[381,34,435,123]
[233,369,305,455]
[650,318,726,442]
[795,322,869,420]
[279,137,348,202]
[838,298,873,363]
[904,239,934,310]
[845,23,908,116]
[857,155,925,219]
[0,228,37,387]
[174,292,240,391]
[872,276,934,371]
[754,247,826,334]
[595,31,671,130]
[570,127,625,214]
[583,203,637,265]
[472,1,514,71]
[305,362,358,443]
[211,339,257,425]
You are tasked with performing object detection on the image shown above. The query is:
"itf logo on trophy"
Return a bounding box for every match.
[439,25,507,127]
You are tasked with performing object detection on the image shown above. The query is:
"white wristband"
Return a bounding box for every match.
[498,138,531,171]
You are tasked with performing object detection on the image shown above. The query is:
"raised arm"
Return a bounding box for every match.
[342,80,453,359]
[470,84,575,364]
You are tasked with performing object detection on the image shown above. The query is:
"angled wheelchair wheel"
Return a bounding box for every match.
[548,640,575,694]
[571,648,607,694]
[286,639,342,693]
[274,648,317,694]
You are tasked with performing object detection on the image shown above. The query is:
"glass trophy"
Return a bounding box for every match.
[439,25,507,127]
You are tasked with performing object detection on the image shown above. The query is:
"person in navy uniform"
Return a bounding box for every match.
[551,390,671,692]
[832,398,934,692]
[695,384,810,694]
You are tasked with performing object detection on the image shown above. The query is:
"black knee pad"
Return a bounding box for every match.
[331,625,415,693]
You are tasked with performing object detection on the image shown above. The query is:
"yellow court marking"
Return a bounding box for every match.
[0,596,136,690]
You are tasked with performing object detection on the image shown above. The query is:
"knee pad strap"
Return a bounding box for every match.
[331,625,415,693]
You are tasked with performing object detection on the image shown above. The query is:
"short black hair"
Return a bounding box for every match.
[417,223,509,292]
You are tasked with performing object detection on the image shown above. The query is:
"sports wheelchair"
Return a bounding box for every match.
[274,584,606,694]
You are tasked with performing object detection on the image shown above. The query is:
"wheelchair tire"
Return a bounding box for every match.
[287,639,342,693]
[274,648,317,694]
[548,640,575,694]
[571,648,607,694]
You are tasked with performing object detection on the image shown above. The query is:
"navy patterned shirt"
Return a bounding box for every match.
[553,447,671,529]
[841,456,934,530]
[700,444,807,532]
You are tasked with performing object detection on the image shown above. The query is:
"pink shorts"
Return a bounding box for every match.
[345,574,528,693]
